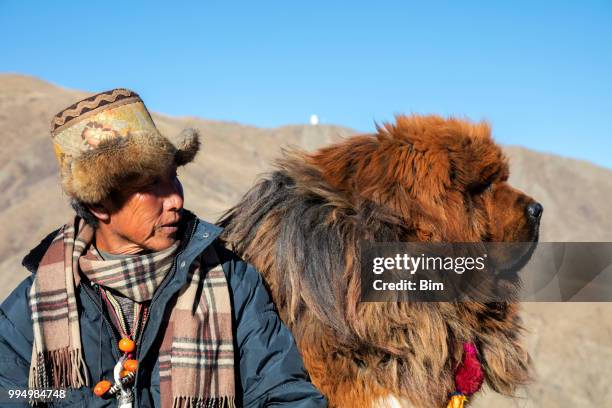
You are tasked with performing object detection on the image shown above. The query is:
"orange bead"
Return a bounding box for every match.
[93,380,112,397]
[123,359,138,372]
[118,338,136,353]
[120,370,131,378]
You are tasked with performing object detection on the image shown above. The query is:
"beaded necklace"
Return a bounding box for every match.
[93,287,150,407]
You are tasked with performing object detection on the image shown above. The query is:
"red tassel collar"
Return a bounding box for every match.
[447,342,484,407]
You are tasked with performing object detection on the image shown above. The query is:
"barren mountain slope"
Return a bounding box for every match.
[0,74,610,407]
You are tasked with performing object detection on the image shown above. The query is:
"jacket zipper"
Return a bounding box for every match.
[81,283,122,360]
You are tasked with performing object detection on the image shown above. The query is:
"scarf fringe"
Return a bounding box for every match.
[28,348,88,390]
[173,396,235,408]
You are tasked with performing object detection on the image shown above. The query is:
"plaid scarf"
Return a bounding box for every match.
[28,217,235,408]
[79,242,178,302]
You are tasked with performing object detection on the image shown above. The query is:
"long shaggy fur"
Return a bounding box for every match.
[219,115,535,407]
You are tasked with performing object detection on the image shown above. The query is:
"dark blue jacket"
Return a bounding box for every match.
[0,214,326,407]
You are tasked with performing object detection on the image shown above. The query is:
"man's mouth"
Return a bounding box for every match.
[158,219,181,234]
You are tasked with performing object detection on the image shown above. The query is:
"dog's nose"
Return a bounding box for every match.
[526,202,543,220]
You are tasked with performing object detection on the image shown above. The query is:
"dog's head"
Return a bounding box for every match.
[310,114,542,245]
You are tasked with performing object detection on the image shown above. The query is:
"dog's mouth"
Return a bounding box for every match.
[490,220,540,298]
[498,239,538,274]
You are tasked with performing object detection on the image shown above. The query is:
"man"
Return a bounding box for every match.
[0,89,327,407]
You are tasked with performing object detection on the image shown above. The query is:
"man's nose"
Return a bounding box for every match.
[164,179,184,211]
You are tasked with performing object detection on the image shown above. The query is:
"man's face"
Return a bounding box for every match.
[104,166,184,252]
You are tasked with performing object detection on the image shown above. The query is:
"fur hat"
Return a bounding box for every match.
[50,88,200,204]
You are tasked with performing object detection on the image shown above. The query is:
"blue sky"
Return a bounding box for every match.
[1,1,611,168]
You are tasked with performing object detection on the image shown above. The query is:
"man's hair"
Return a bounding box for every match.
[70,187,130,228]
[70,199,99,228]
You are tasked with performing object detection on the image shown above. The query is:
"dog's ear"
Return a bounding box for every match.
[444,120,508,192]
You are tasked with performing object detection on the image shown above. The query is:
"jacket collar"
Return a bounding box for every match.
[22,228,60,273]
[173,212,224,284]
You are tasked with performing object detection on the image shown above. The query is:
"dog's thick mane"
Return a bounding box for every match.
[220,131,531,407]
[221,149,408,336]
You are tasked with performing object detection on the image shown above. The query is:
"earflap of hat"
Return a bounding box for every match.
[63,131,175,204]
[171,128,201,166]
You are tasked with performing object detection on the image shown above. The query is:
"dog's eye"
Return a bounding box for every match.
[470,181,493,195]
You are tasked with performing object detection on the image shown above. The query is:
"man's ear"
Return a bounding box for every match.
[87,202,111,223]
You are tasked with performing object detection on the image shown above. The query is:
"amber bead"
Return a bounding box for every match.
[93,380,112,397]
[123,359,138,372]
[118,337,136,353]
[120,370,131,378]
